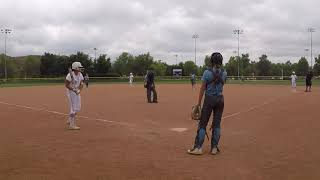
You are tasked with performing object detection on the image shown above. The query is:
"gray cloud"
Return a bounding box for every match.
[0,0,319,65]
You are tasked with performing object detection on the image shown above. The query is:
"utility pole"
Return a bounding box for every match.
[1,29,12,81]
[307,28,315,69]
[233,29,243,79]
[192,34,199,65]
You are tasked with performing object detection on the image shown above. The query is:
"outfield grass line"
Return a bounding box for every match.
[1,79,320,88]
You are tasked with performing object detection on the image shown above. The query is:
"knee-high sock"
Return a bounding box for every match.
[69,114,75,127]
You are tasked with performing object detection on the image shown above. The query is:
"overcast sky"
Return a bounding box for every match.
[0,0,319,65]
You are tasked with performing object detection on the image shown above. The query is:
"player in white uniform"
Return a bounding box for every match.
[290,71,297,90]
[129,72,134,86]
[65,62,84,130]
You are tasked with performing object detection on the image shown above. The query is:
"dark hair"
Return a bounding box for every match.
[210,52,223,66]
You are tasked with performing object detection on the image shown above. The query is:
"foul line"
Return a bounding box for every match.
[0,101,134,127]
[222,97,280,120]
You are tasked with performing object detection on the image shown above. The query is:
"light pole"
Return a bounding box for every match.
[307,28,315,69]
[305,48,309,61]
[93,48,97,62]
[233,29,243,79]
[1,29,12,81]
[174,54,178,65]
[192,34,199,65]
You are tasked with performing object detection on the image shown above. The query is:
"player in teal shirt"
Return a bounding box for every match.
[188,52,227,155]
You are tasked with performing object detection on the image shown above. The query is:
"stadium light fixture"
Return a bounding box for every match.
[307,28,315,69]
[233,29,243,79]
[192,34,199,65]
[1,28,12,81]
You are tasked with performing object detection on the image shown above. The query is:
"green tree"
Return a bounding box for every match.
[133,53,154,75]
[256,54,272,76]
[69,52,93,73]
[313,55,320,76]
[113,52,134,76]
[183,61,197,76]
[296,57,309,76]
[0,54,4,78]
[56,55,70,75]
[150,60,167,76]
[94,54,111,75]
[40,53,58,76]
[270,63,283,76]
[282,60,293,76]
[24,56,40,78]
[225,56,238,76]
[240,53,251,76]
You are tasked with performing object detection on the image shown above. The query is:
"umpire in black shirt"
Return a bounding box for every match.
[145,70,158,103]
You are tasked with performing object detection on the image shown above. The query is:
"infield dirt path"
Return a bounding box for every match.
[0,84,319,180]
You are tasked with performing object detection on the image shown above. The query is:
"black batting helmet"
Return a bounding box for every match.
[211,52,223,66]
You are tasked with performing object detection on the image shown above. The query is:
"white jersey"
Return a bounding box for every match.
[66,72,84,114]
[291,74,297,88]
[66,72,84,91]
[291,75,297,82]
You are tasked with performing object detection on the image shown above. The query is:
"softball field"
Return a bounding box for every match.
[0,84,319,180]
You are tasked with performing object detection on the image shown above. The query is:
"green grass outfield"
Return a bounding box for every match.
[0,77,319,88]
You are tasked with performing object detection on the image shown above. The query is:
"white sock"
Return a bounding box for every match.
[70,116,75,128]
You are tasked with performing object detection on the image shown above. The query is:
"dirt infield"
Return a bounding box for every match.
[0,84,319,180]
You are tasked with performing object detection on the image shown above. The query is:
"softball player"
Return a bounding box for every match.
[290,71,297,89]
[84,73,89,88]
[305,71,313,92]
[145,70,158,103]
[191,73,196,90]
[188,52,227,155]
[129,72,134,86]
[65,62,84,130]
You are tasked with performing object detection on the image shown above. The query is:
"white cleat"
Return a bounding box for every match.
[68,126,80,130]
[211,147,220,155]
[187,148,203,155]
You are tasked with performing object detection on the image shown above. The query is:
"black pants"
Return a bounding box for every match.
[306,80,312,87]
[193,95,224,149]
[147,85,158,103]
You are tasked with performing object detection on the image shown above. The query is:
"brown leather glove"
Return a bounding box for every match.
[191,105,201,120]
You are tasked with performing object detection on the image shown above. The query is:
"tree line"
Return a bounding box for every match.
[224,54,320,77]
[1,52,320,78]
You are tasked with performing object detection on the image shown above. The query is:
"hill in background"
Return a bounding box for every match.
[0,54,41,78]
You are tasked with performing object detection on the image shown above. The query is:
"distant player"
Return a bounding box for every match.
[65,62,84,130]
[188,52,227,155]
[290,71,297,90]
[305,71,313,92]
[84,73,89,88]
[191,73,196,90]
[145,70,158,103]
[129,72,134,86]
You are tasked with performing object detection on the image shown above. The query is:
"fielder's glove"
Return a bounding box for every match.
[191,105,201,120]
